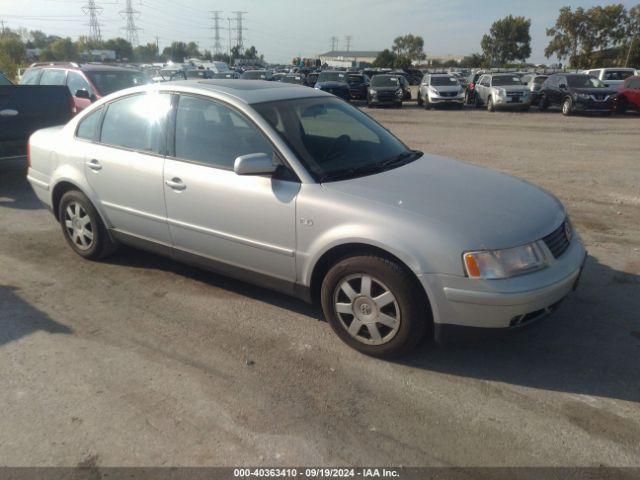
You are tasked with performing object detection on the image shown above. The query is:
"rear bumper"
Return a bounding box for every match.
[418,237,587,343]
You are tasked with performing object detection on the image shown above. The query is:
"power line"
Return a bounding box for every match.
[81,0,103,43]
[330,36,338,51]
[232,11,247,51]
[120,0,141,46]
[210,11,223,55]
[345,35,352,52]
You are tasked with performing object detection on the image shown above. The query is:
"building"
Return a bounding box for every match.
[318,50,467,68]
[317,50,379,68]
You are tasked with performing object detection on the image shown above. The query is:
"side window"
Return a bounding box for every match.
[76,107,102,141]
[20,69,41,85]
[174,95,274,169]
[100,93,171,153]
[40,69,67,86]
[67,71,91,96]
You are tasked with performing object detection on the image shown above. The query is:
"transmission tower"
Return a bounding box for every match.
[210,11,223,55]
[345,35,352,52]
[81,0,103,44]
[120,0,141,47]
[330,36,338,51]
[232,11,247,51]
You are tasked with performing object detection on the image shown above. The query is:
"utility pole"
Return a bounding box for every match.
[330,36,338,51]
[345,35,352,52]
[120,0,141,47]
[81,0,103,44]
[232,11,247,51]
[227,17,232,58]
[210,11,223,56]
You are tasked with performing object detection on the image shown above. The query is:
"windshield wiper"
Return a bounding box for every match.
[319,150,422,182]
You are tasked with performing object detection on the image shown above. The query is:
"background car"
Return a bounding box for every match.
[306,72,320,87]
[20,62,149,113]
[539,73,616,116]
[240,70,274,81]
[185,69,214,79]
[346,73,370,100]
[521,73,548,106]
[314,71,350,101]
[464,71,484,104]
[474,73,531,111]
[418,74,464,109]
[211,72,240,79]
[583,68,638,88]
[280,74,306,85]
[367,74,405,108]
[615,75,640,113]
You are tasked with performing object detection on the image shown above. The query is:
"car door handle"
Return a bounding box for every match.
[165,178,186,191]
[0,109,18,117]
[86,159,102,171]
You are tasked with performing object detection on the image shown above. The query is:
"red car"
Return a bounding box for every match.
[615,75,640,113]
[19,62,149,114]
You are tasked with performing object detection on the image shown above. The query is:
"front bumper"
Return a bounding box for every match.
[369,96,402,105]
[573,97,614,112]
[493,96,532,108]
[429,94,465,105]
[418,236,587,343]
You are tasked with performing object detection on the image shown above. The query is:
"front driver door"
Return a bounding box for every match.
[163,94,298,284]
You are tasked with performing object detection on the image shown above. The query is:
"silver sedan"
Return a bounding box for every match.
[27,80,586,357]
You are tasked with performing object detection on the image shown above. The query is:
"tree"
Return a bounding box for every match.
[103,37,133,61]
[391,34,425,68]
[481,15,531,66]
[49,37,77,61]
[625,4,640,66]
[0,36,26,80]
[185,41,200,59]
[373,49,396,68]
[460,53,484,68]
[162,41,187,62]
[133,43,158,63]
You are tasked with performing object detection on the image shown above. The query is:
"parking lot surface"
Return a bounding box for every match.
[1,106,639,467]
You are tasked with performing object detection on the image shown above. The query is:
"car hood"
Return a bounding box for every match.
[571,87,617,95]
[323,154,565,250]
[316,81,348,89]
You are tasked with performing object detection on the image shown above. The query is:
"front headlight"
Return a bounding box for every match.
[369,89,377,96]
[396,88,403,97]
[575,93,590,100]
[463,243,547,279]
[494,88,506,97]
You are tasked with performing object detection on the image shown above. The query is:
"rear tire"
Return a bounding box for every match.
[417,92,423,106]
[562,97,573,116]
[487,96,495,112]
[321,255,429,358]
[58,190,118,260]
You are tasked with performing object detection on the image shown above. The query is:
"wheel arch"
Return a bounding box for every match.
[308,242,433,320]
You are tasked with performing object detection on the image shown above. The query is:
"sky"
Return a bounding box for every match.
[0,0,636,64]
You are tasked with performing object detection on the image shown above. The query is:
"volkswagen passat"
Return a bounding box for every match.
[27,80,586,357]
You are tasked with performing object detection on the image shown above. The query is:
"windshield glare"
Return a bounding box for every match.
[87,71,149,95]
[567,75,605,88]
[317,72,346,83]
[371,76,400,87]
[491,75,521,86]
[253,97,415,182]
[430,76,459,86]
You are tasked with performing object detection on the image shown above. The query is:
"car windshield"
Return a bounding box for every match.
[567,75,606,88]
[86,70,149,95]
[371,76,400,87]
[347,75,365,84]
[491,75,521,86]
[253,97,421,182]
[281,76,303,84]
[430,76,459,86]
[317,72,347,83]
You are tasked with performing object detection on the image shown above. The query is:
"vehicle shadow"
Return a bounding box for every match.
[0,285,73,347]
[103,246,324,321]
[401,254,640,404]
[0,156,44,211]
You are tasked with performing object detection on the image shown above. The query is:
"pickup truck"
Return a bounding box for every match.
[0,85,73,158]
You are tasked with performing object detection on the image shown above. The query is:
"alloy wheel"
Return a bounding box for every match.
[333,273,401,346]
[64,201,94,251]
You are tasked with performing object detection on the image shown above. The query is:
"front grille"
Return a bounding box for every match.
[543,221,570,258]
[440,91,457,97]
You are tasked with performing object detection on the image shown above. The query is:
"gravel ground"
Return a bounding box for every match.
[0,104,639,467]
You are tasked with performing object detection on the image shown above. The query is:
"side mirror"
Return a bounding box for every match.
[75,89,91,100]
[234,153,277,176]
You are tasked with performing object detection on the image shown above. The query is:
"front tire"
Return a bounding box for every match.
[58,190,117,260]
[487,96,495,112]
[417,92,423,106]
[562,97,573,116]
[321,255,429,358]
[539,94,549,111]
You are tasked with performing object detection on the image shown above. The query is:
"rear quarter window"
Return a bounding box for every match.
[76,107,103,141]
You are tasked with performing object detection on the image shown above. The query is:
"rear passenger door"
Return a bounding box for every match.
[163,94,298,283]
[82,92,173,244]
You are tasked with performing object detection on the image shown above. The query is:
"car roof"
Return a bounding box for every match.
[34,63,140,73]
[161,79,328,104]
